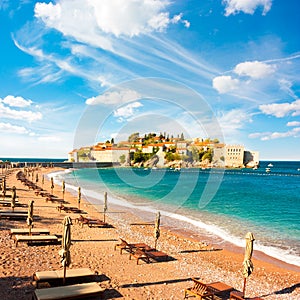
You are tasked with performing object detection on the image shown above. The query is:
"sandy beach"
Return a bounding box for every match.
[0,167,299,300]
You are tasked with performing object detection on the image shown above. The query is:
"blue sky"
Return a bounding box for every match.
[0,0,300,160]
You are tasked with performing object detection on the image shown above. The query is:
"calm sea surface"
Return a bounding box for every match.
[50,161,300,267]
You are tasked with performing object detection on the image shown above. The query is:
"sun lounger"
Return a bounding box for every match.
[145,249,169,262]
[32,282,105,300]
[184,278,214,299]
[33,268,97,288]
[129,248,169,264]
[57,205,82,214]
[0,212,28,220]
[114,238,149,254]
[206,281,233,296]
[10,228,50,238]
[0,201,26,208]
[129,249,150,264]
[230,291,263,300]
[75,215,109,228]
[13,235,59,247]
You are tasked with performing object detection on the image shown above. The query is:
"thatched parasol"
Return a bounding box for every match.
[59,216,72,285]
[27,200,34,236]
[242,232,255,297]
[103,192,108,222]
[154,211,161,249]
[11,186,16,212]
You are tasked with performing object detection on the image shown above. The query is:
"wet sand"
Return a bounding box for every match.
[0,167,299,299]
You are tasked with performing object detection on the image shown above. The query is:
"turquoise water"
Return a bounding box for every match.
[52,161,300,267]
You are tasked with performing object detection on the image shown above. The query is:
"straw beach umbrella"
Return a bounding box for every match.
[154,211,161,249]
[11,186,16,212]
[78,187,81,209]
[27,200,34,236]
[50,177,54,195]
[2,177,6,198]
[242,232,255,297]
[103,192,108,222]
[59,216,72,285]
[62,180,65,200]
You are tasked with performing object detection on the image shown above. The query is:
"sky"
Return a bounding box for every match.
[0,0,300,160]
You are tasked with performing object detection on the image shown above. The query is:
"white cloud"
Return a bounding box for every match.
[170,13,190,28]
[259,99,300,118]
[34,0,183,47]
[0,103,42,122]
[113,102,143,118]
[212,75,239,94]
[287,121,300,127]
[234,61,276,79]
[0,122,30,134]
[1,95,33,107]
[86,89,141,105]
[223,0,272,16]
[249,127,300,140]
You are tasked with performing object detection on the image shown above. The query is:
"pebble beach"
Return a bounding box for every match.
[0,167,299,300]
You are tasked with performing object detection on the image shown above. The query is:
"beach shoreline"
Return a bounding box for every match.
[0,167,299,299]
[49,167,300,272]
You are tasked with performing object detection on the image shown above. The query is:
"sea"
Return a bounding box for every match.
[6,158,299,268]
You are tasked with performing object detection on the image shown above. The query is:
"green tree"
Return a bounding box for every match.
[190,146,200,161]
[202,149,213,162]
[119,154,126,164]
[128,132,140,142]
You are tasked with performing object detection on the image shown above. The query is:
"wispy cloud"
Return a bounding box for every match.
[216,109,253,141]
[37,136,62,142]
[0,122,31,134]
[249,127,300,140]
[86,89,141,105]
[0,102,42,122]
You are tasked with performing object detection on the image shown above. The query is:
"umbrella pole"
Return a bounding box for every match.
[63,264,66,285]
[243,277,246,297]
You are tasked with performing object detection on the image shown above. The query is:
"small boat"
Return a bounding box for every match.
[265,167,271,173]
[253,166,258,170]
[268,163,273,167]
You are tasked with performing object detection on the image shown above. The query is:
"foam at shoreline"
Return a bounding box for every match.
[48,169,300,269]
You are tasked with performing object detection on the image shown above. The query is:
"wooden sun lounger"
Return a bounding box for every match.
[0,201,27,208]
[230,291,263,300]
[13,235,59,247]
[184,278,214,299]
[32,282,105,300]
[33,268,97,288]
[145,249,169,262]
[10,228,50,238]
[114,238,149,254]
[0,212,28,220]
[75,215,109,228]
[129,249,150,264]
[57,205,82,214]
[129,248,169,264]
